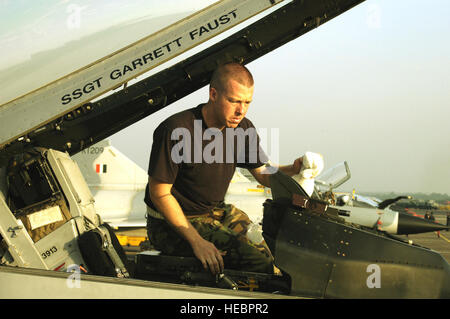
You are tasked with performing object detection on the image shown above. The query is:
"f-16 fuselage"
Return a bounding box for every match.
[1,0,449,299]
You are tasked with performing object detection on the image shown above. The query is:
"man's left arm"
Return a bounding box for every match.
[249,156,303,188]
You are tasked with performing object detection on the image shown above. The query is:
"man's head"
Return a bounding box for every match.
[207,63,254,129]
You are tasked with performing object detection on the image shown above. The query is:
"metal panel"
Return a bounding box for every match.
[0,196,47,269]
[46,149,98,228]
[34,218,85,272]
[0,265,299,299]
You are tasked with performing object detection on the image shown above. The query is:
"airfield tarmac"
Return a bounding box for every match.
[115,209,450,264]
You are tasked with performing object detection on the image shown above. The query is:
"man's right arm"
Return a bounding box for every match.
[148,177,224,274]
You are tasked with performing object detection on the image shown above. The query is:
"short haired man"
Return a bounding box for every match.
[144,63,304,275]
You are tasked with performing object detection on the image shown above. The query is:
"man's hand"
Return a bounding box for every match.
[190,237,225,275]
[149,177,226,275]
[292,156,303,175]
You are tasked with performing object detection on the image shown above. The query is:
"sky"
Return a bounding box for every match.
[1,0,449,194]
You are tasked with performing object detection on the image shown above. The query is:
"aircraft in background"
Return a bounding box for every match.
[72,140,148,228]
[313,162,449,235]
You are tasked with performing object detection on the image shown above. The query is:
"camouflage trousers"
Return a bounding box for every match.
[146,203,274,274]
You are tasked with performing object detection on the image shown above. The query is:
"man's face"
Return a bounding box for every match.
[210,79,254,129]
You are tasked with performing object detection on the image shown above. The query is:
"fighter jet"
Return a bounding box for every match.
[313,162,449,235]
[2,0,450,299]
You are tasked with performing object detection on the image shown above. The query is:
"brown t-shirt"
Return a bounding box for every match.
[144,104,268,215]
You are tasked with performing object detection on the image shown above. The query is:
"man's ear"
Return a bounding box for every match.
[209,87,217,102]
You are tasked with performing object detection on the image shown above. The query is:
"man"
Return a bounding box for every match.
[446,212,450,231]
[144,62,303,275]
[429,212,435,222]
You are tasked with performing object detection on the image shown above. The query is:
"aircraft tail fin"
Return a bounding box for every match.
[72,140,148,189]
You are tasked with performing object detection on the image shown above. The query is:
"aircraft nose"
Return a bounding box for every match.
[397,213,450,235]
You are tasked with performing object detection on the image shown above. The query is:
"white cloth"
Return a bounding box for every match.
[292,152,324,196]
